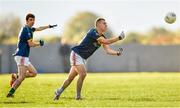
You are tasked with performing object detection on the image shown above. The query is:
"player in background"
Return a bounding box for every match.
[6,13,57,97]
[54,18,125,100]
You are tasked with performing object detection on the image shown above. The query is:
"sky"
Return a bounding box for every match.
[0,0,180,37]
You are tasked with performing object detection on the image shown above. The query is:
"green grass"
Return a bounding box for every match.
[0,72,180,107]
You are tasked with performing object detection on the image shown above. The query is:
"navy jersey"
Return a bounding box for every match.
[72,28,105,59]
[14,25,35,57]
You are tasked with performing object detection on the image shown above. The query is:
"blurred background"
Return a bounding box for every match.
[0,0,180,73]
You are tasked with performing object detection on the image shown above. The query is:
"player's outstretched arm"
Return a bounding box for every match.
[102,44,123,56]
[28,39,44,47]
[35,24,57,31]
[97,31,125,45]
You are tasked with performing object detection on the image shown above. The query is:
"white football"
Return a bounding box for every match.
[164,12,176,24]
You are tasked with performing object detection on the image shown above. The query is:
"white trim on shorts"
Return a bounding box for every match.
[14,56,31,66]
[70,51,86,66]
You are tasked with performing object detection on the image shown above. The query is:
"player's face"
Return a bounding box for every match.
[99,20,107,32]
[26,18,35,27]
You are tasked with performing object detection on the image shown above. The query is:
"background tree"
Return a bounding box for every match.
[62,11,113,44]
[0,14,22,44]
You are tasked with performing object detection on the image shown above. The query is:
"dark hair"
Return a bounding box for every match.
[26,13,35,21]
[95,18,105,27]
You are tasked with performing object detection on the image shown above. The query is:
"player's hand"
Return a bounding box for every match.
[39,40,44,46]
[49,24,57,28]
[118,31,125,40]
[117,48,123,56]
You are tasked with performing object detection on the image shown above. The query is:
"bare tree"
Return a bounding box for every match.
[62,11,113,44]
[0,14,22,44]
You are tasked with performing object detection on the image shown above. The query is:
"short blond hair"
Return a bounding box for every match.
[95,18,105,27]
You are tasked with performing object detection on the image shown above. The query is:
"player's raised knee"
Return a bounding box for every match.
[29,71,37,77]
[32,72,37,77]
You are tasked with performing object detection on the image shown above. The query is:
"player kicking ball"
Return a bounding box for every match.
[6,13,57,97]
[54,18,125,100]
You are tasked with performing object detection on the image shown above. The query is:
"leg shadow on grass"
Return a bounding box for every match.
[87,97,155,101]
[1,101,33,104]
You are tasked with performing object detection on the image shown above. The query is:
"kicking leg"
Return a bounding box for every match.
[54,66,78,100]
[7,65,27,97]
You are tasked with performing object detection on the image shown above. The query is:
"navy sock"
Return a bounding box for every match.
[9,88,15,95]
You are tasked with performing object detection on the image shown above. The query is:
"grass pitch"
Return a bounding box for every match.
[0,72,180,107]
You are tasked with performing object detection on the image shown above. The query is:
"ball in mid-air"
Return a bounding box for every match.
[164,12,176,24]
